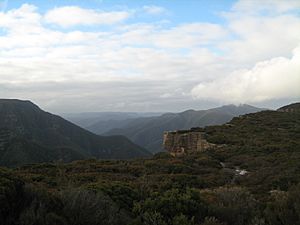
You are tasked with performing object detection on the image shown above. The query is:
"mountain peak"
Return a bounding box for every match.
[0,98,34,104]
[0,99,40,110]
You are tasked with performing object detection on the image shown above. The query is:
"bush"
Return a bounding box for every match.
[133,188,207,225]
[0,169,25,225]
[201,217,224,225]
[60,188,130,225]
[207,187,258,225]
[19,184,65,225]
[264,184,300,225]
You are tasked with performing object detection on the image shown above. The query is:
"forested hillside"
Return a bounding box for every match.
[0,99,150,167]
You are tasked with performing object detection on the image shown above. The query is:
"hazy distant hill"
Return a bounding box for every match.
[0,99,150,167]
[103,104,265,153]
[63,111,163,133]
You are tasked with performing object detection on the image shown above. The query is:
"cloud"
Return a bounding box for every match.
[0,4,41,31]
[0,1,299,112]
[220,2,300,65]
[191,45,300,103]
[143,5,166,15]
[113,22,228,49]
[44,6,130,27]
[231,0,300,14]
[152,23,228,48]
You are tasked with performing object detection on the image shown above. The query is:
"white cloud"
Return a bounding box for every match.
[232,0,300,14]
[0,4,41,32]
[143,5,166,15]
[152,23,228,48]
[191,45,300,103]
[113,22,228,49]
[44,6,130,27]
[220,12,300,65]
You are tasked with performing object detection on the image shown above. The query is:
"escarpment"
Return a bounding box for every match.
[163,127,215,156]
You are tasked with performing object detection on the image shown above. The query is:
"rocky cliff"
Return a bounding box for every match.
[163,127,214,156]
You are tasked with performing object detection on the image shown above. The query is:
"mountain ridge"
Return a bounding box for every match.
[101,104,265,153]
[0,99,151,167]
[278,102,300,112]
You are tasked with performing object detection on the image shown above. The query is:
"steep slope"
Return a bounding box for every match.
[104,104,264,153]
[0,99,150,167]
[278,102,300,112]
[204,104,300,192]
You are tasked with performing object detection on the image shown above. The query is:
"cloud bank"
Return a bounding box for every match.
[0,0,299,112]
[192,45,300,103]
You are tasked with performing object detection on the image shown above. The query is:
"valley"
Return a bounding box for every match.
[65,104,264,153]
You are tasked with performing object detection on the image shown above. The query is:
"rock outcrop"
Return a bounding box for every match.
[163,127,214,156]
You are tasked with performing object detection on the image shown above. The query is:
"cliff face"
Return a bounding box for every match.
[163,128,214,156]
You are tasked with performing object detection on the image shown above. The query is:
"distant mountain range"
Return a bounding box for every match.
[73,104,265,153]
[0,99,151,167]
[63,111,163,131]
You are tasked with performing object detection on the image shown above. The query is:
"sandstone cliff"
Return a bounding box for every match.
[163,127,214,156]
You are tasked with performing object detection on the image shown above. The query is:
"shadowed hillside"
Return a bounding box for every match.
[0,99,151,167]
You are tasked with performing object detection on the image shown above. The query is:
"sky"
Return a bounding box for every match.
[0,0,299,113]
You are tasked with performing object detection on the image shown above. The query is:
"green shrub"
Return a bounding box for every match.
[60,188,130,225]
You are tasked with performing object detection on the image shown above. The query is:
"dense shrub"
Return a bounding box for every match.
[133,188,207,225]
[60,188,130,225]
[206,187,258,225]
[264,184,300,225]
[0,168,25,225]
